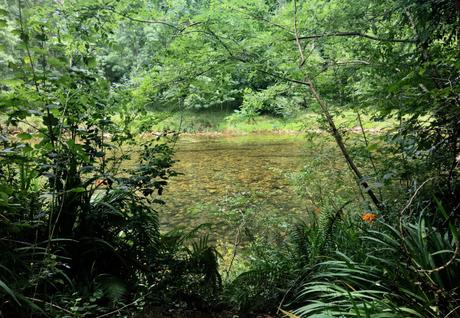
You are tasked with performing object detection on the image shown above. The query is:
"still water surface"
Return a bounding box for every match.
[158,133,312,239]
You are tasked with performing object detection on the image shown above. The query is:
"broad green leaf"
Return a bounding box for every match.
[17,133,32,140]
[0,279,20,305]
[70,187,86,193]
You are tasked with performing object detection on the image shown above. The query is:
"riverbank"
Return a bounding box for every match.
[132,109,395,136]
[1,109,394,138]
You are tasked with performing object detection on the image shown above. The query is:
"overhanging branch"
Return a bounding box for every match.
[292,31,416,43]
[105,7,182,31]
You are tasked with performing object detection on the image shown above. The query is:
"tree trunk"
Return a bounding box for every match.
[304,78,384,211]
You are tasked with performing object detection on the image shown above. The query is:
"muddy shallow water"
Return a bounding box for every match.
[157,133,314,239]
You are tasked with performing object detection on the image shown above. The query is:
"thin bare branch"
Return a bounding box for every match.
[105,7,181,31]
[292,31,416,43]
[304,78,384,211]
[293,0,305,66]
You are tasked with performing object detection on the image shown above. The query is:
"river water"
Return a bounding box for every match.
[158,133,314,241]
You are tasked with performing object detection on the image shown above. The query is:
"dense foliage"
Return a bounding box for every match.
[1,0,458,317]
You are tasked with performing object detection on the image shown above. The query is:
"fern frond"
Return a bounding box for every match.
[96,274,127,304]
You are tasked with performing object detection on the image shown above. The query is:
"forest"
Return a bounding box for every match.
[0,0,459,317]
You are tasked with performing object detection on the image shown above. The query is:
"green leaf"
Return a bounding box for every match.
[0,192,8,206]
[50,108,61,118]
[0,184,12,195]
[17,133,32,140]
[367,143,379,152]
[70,187,86,193]
[85,56,97,68]
[47,56,66,68]
[0,279,20,305]
[455,60,460,70]
[0,79,24,87]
